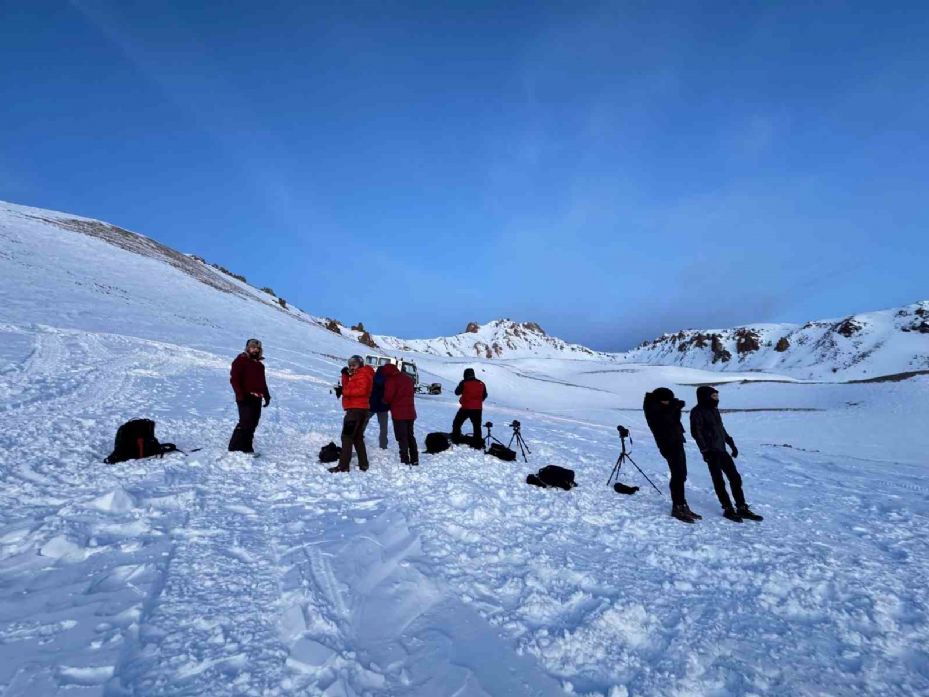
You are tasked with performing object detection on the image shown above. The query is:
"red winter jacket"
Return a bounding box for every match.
[456,378,487,410]
[341,364,375,410]
[381,364,417,420]
[230,353,270,402]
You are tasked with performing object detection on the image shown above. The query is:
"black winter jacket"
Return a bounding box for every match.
[643,391,686,454]
[689,386,735,453]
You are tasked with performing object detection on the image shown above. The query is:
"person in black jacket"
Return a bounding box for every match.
[368,365,390,449]
[643,387,700,523]
[690,386,763,522]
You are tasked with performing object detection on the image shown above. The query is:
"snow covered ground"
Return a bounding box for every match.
[1,201,928,696]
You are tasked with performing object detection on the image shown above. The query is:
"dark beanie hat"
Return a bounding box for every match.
[463,368,476,379]
[652,387,675,401]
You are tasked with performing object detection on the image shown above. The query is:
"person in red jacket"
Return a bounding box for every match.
[228,338,271,453]
[451,368,487,442]
[330,354,375,473]
[381,363,418,466]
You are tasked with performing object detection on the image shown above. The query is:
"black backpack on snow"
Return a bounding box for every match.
[526,465,577,491]
[318,441,342,463]
[486,442,517,462]
[425,432,451,454]
[104,419,177,464]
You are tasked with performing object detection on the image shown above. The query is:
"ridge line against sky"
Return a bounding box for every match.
[1,1,927,350]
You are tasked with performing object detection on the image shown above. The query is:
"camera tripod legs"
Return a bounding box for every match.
[507,432,531,462]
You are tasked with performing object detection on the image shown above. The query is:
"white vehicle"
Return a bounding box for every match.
[364,354,442,395]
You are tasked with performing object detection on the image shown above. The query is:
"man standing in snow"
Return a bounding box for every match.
[330,355,375,473]
[228,338,271,453]
[382,363,418,466]
[451,368,487,443]
[368,364,390,449]
[689,386,763,522]
[643,387,700,523]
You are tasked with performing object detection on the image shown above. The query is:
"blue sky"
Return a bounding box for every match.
[2,1,927,350]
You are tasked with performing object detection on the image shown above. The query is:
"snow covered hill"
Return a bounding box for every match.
[1,199,928,696]
[376,319,614,361]
[623,303,929,381]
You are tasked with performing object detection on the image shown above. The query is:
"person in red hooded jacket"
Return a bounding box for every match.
[451,368,487,442]
[228,338,270,453]
[330,354,375,473]
[381,363,418,465]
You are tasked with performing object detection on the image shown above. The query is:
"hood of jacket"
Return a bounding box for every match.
[696,386,719,407]
[381,363,400,378]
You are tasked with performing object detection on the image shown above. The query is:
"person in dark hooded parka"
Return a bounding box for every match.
[643,387,700,523]
[690,386,763,522]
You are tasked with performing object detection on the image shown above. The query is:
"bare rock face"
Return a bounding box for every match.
[735,328,761,354]
[835,318,863,338]
[465,322,480,334]
[775,336,791,352]
[351,322,366,332]
[324,318,341,335]
[358,331,377,348]
[711,335,732,363]
[521,321,546,336]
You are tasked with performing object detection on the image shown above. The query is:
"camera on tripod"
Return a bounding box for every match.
[508,420,521,431]
[484,421,493,428]
[617,424,630,439]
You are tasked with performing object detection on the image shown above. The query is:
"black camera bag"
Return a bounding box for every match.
[318,441,342,463]
[487,442,517,462]
[425,432,451,454]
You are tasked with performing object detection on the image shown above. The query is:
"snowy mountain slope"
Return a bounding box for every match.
[623,302,929,381]
[1,199,928,696]
[375,319,614,361]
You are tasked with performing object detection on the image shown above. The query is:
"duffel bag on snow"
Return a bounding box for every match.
[104,419,177,464]
[425,432,451,454]
[486,442,517,462]
[318,441,342,463]
[526,465,577,490]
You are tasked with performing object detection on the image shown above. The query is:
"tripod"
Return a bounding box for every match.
[607,429,662,494]
[483,422,505,451]
[507,422,531,462]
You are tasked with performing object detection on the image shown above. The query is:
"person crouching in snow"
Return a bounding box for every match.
[330,355,375,473]
[689,386,763,522]
[381,363,418,466]
[228,338,270,453]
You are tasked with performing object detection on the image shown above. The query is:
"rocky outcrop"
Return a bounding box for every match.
[711,335,732,364]
[358,331,377,348]
[835,318,863,338]
[735,329,761,354]
[465,322,480,334]
[324,318,341,335]
[775,337,790,352]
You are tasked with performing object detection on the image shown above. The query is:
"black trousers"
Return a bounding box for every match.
[705,451,746,510]
[661,445,688,506]
[229,397,262,452]
[338,408,369,470]
[392,418,418,464]
[452,408,482,439]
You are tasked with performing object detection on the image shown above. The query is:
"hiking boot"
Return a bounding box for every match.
[737,505,763,521]
[410,461,419,466]
[359,465,369,472]
[723,507,743,522]
[327,465,349,473]
[671,504,695,524]
[684,504,702,520]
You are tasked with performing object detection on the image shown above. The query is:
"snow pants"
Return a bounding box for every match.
[229,397,262,453]
[705,451,746,510]
[392,418,419,465]
[368,410,389,449]
[452,408,482,439]
[339,408,369,471]
[661,445,688,506]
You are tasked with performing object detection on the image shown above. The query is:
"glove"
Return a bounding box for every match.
[730,443,739,459]
[334,385,343,398]
[264,395,271,407]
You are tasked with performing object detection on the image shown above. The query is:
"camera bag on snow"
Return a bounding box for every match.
[104,419,178,464]
[425,432,451,454]
[526,465,577,490]
[318,441,342,463]
[486,442,517,462]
